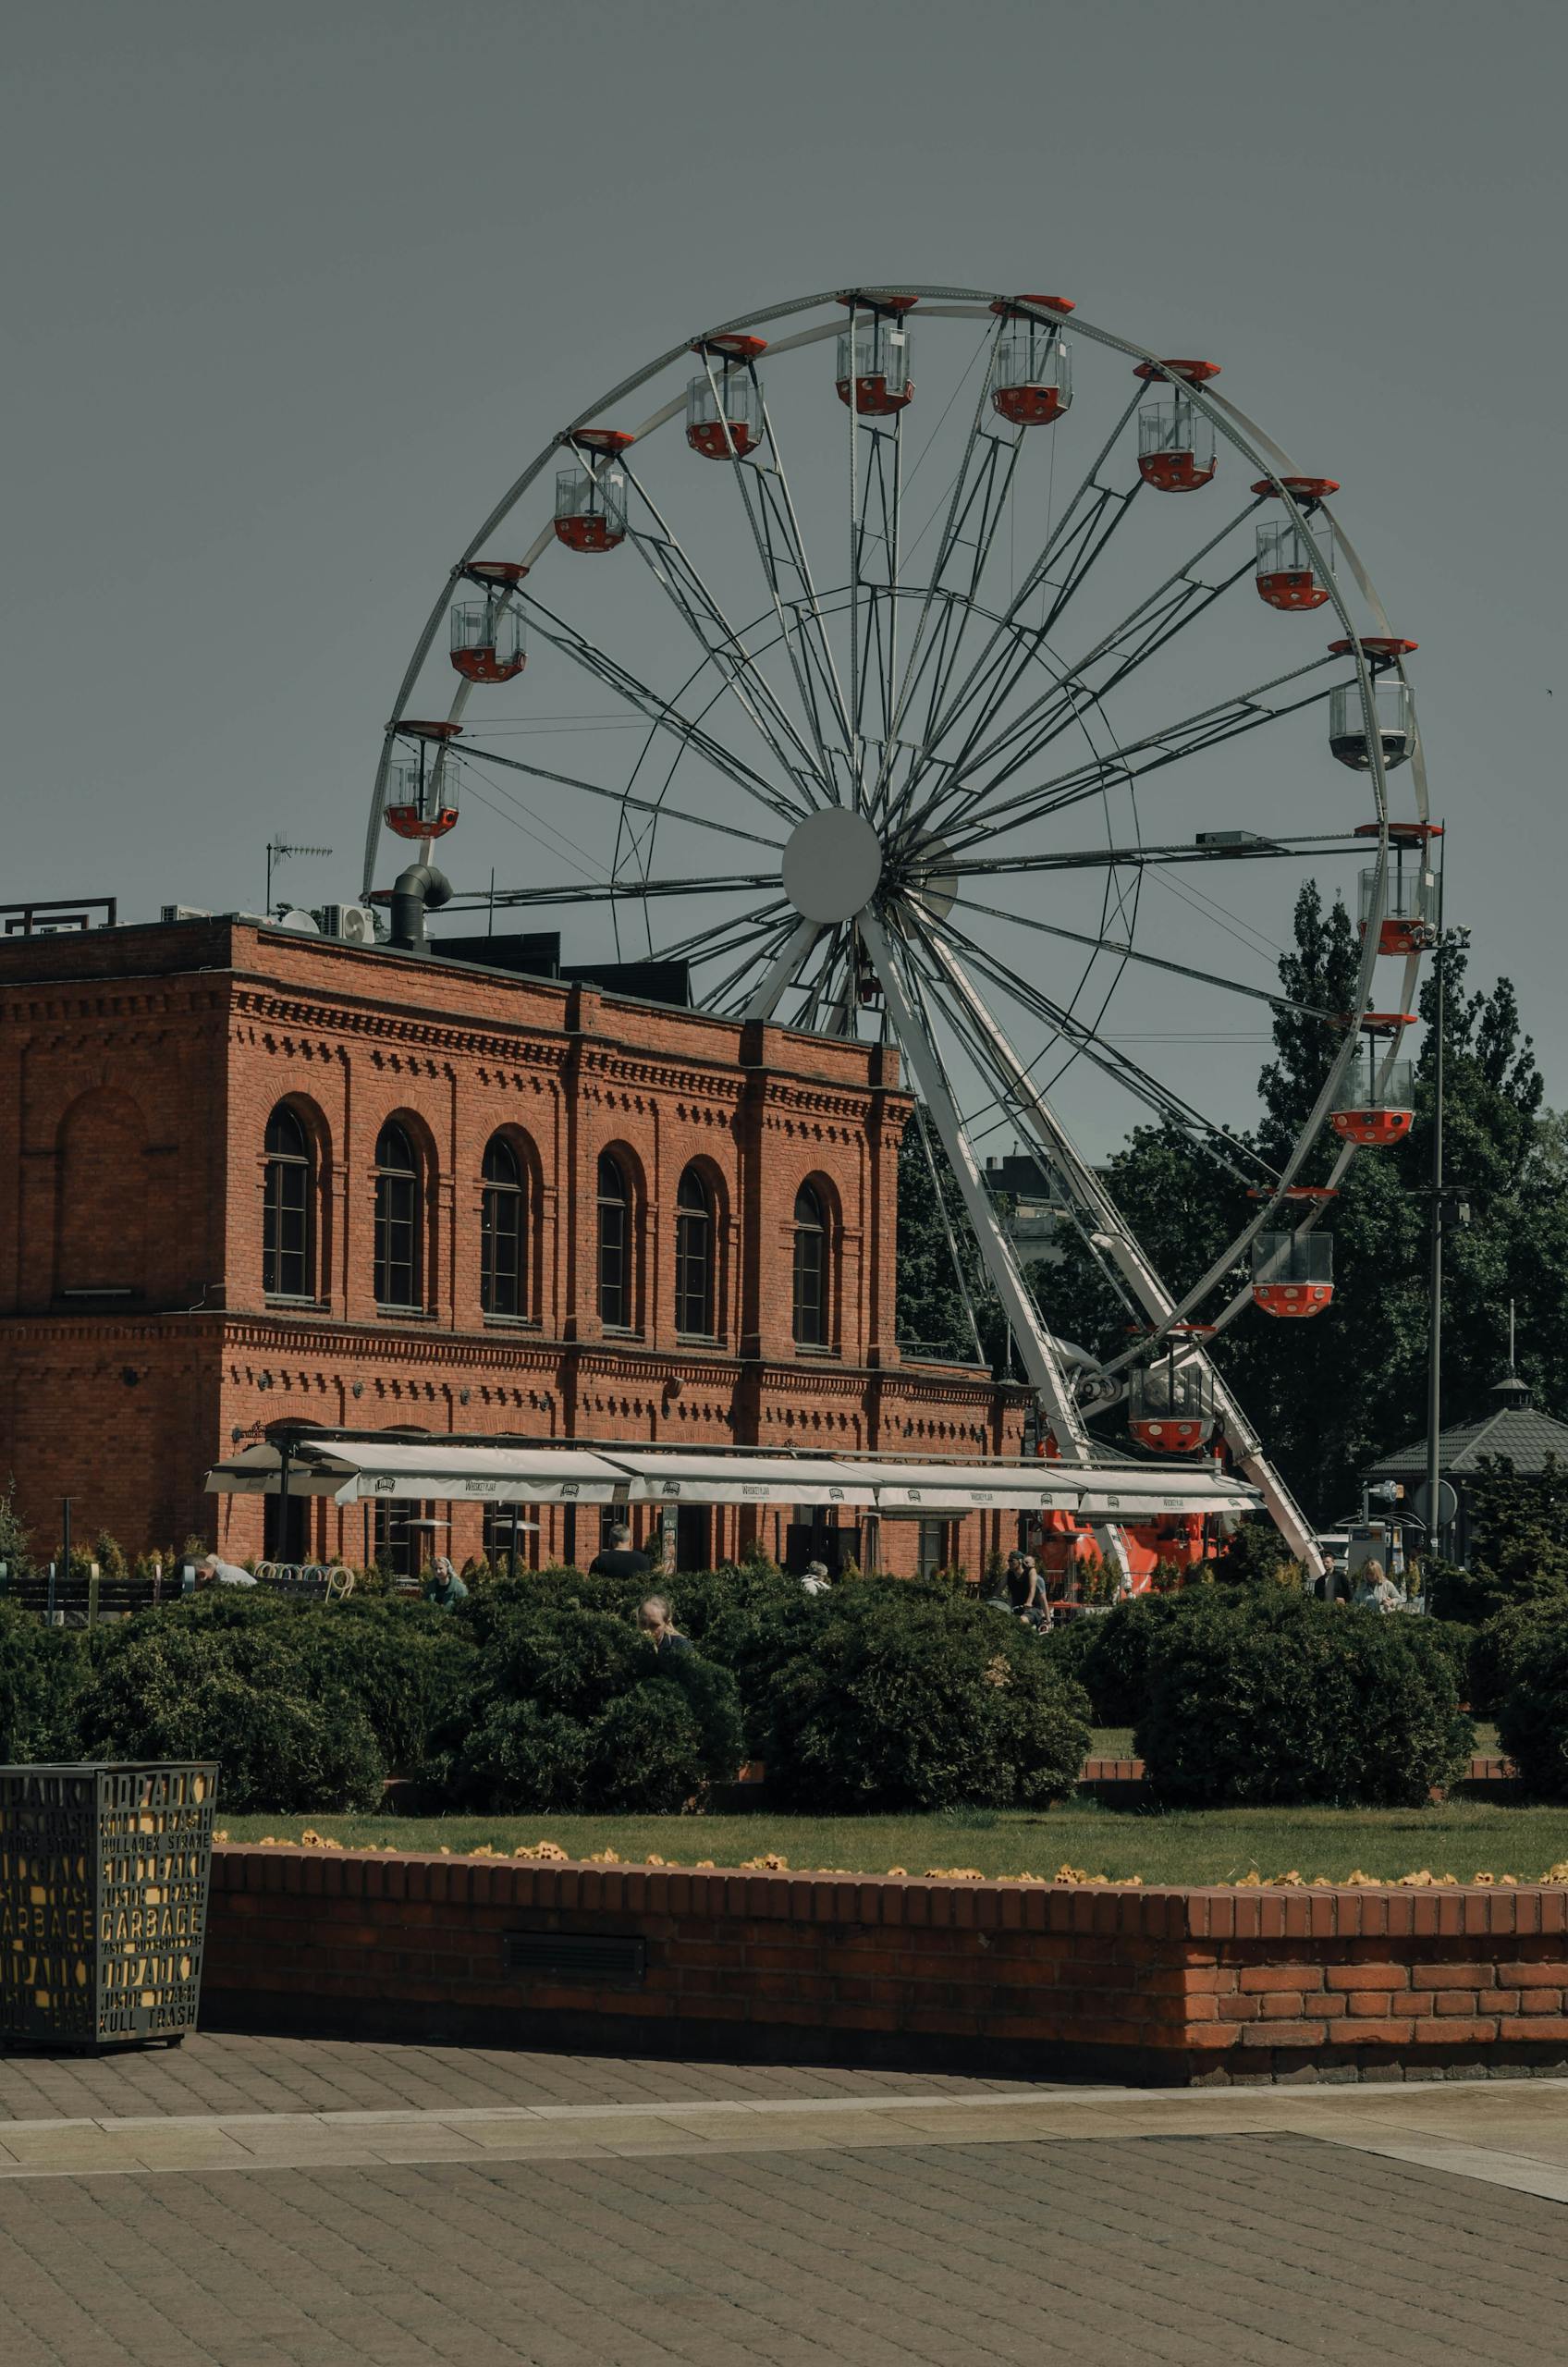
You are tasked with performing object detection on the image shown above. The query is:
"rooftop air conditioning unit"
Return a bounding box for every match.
[160,903,213,923]
[320,902,378,945]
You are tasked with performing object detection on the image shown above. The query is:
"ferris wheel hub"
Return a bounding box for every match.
[781,807,884,924]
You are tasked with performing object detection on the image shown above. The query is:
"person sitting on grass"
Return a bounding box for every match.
[638,1595,692,1657]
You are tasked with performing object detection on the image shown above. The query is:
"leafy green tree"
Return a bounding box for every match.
[1431,1456,1568,1624]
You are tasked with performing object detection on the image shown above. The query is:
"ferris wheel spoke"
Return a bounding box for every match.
[913,909,1278,1184]
[456,872,780,912]
[877,325,1011,785]
[845,418,910,781]
[893,390,1144,827]
[946,895,1341,1021]
[876,447,1029,829]
[520,595,803,828]
[618,458,827,806]
[937,654,1337,856]
[744,390,855,788]
[937,827,1368,881]
[455,738,786,856]
[901,482,1153,847]
[651,899,795,971]
[695,354,849,798]
[954,508,1264,799]
[690,914,802,1008]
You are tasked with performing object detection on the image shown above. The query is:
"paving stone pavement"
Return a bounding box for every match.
[0,2031,1034,2124]
[2,2037,1567,2364]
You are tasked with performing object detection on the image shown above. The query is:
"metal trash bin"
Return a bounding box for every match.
[1,1761,218,2051]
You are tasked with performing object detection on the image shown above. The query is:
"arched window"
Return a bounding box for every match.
[263,1104,313,1299]
[597,1152,631,1329]
[792,1184,828,1346]
[480,1134,527,1318]
[674,1166,715,1339]
[374,1122,423,1309]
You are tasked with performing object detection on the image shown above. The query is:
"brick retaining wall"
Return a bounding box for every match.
[203,1848,1568,2085]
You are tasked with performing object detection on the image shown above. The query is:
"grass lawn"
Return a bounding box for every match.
[220,1800,1568,1886]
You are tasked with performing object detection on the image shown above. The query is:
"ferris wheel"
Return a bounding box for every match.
[363,284,1439,1576]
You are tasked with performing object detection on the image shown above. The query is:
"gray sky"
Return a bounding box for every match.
[5,0,1564,1139]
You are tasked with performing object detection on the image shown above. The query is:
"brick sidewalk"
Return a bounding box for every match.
[3,2129,1566,2365]
[0,2031,1029,2124]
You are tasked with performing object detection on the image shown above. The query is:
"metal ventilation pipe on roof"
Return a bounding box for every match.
[387,864,452,955]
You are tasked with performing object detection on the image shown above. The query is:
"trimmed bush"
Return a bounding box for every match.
[445,1600,742,1813]
[1135,1590,1473,1808]
[68,1626,385,1811]
[106,1589,477,1777]
[1496,1616,1568,1797]
[1044,1595,1193,1727]
[761,1581,1090,1811]
[0,1599,82,1760]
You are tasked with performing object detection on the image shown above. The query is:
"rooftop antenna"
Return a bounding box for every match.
[265,838,334,919]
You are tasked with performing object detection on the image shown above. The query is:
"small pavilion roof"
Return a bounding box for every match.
[1366,1389,1568,1482]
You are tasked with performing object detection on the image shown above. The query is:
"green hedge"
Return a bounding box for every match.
[68,1625,386,1812]
[1042,1596,1192,1726]
[0,1599,80,1761]
[1495,1611,1568,1797]
[760,1580,1090,1812]
[1134,1591,1473,1808]
[444,1598,743,1812]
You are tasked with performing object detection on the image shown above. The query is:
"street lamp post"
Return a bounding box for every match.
[1424,849,1446,1570]
[1421,836,1469,1577]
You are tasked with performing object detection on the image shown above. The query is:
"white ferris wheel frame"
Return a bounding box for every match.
[362,284,1436,1582]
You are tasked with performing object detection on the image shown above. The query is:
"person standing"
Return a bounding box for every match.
[590,1523,653,1581]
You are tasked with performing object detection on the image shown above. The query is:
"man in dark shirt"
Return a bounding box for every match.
[589,1523,653,1581]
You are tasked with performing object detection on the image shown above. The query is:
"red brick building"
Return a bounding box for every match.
[0,918,1024,1576]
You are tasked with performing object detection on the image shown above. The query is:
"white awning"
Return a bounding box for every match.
[206,1441,629,1506]
[205,1435,1259,1520]
[852,1459,1258,1518]
[604,1453,877,1509]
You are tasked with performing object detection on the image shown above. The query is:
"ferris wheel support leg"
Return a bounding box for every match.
[857,913,1108,1455]
[920,931,1326,1582]
[742,917,823,1022]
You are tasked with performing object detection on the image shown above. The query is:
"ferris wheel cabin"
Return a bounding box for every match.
[1134,360,1219,492]
[1251,1230,1334,1318]
[1252,476,1340,610]
[1328,638,1418,771]
[989,298,1074,427]
[449,561,528,683]
[1354,821,1441,955]
[385,719,461,841]
[1127,1355,1215,1453]
[687,336,766,459]
[836,295,916,416]
[555,430,632,552]
[1330,1015,1417,1147]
